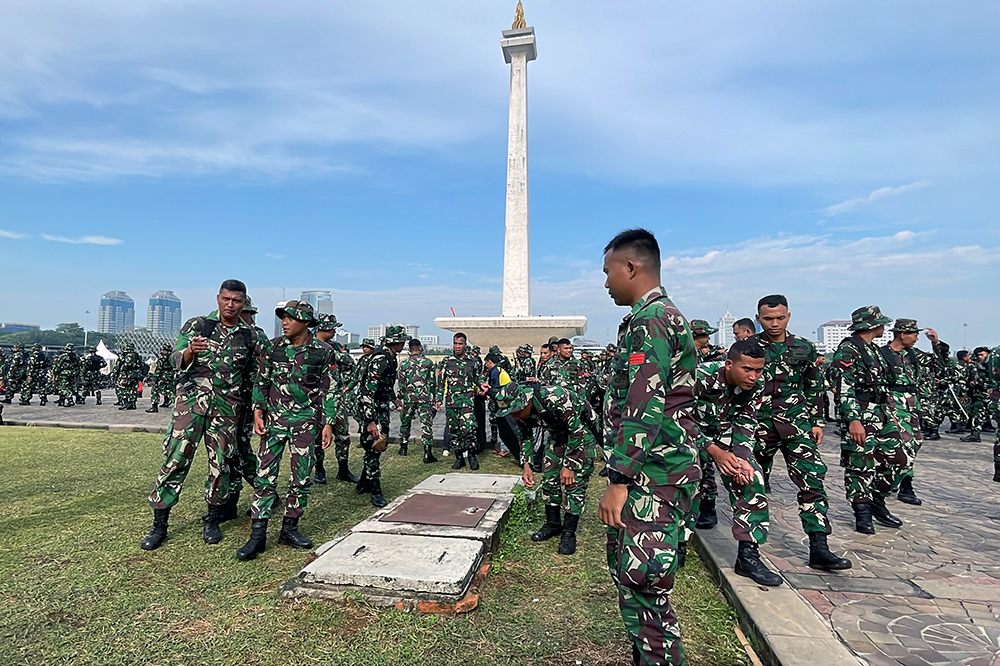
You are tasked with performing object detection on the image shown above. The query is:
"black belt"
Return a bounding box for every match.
[853,391,886,403]
[887,385,917,393]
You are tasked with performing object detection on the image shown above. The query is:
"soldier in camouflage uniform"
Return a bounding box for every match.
[535,343,557,384]
[690,320,726,362]
[984,346,1000,482]
[146,343,175,413]
[22,344,50,405]
[435,332,481,471]
[915,331,948,441]
[832,306,908,534]
[961,347,994,442]
[115,343,146,411]
[513,344,537,381]
[226,296,267,511]
[313,313,360,483]
[493,380,598,555]
[941,353,970,433]
[142,280,261,551]
[52,344,81,407]
[236,300,338,561]
[346,337,376,432]
[355,325,410,508]
[398,338,438,463]
[79,347,106,405]
[598,229,701,666]
[753,295,837,549]
[3,342,27,404]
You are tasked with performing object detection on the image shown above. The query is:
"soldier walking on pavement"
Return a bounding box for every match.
[598,229,701,666]
[79,346,106,405]
[398,338,438,463]
[237,300,337,561]
[116,343,146,411]
[141,280,261,551]
[435,332,481,471]
[147,343,175,413]
[52,344,81,407]
[355,325,410,508]
[313,313,360,482]
[831,306,909,534]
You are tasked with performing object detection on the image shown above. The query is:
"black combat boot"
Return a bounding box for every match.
[558,513,580,555]
[531,506,563,542]
[355,469,371,494]
[145,403,158,413]
[468,452,480,470]
[236,519,268,561]
[113,397,122,406]
[203,504,225,544]
[398,438,408,456]
[423,444,438,463]
[56,397,64,407]
[278,516,313,549]
[763,471,771,494]
[161,397,171,407]
[807,532,852,571]
[140,508,171,551]
[220,488,241,523]
[336,460,359,483]
[961,431,982,442]
[124,403,136,410]
[695,499,718,529]
[75,395,84,404]
[984,422,996,433]
[734,541,783,586]
[897,476,922,506]
[95,391,102,405]
[993,462,1000,483]
[314,459,327,484]
[369,479,387,508]
[39,396,47,406]
[924,428,941,441]
[853,502,875,534]
[451,452,466,470]
[1,396,11,404]
[870,495,903,528]
[677,541,688,569]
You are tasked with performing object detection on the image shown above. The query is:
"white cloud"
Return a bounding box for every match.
[264,253,286,260]
[42,234,123,245]
[0,229,28,239]
[822,181,933,218]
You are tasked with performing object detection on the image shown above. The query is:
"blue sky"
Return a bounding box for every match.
[0,1,997,349]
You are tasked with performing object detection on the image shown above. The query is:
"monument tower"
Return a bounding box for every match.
[435,2,587,351]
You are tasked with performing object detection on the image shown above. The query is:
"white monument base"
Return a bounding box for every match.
[434,315,587,354]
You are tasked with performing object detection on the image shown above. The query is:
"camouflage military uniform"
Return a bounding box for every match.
[984,347,1000,480]
[3,344,27,403]
[436,350,479,456]
[513,346,537,382]
[52,344,82,406]
[398,350,437,456]
[115,344,147,410]
[915,343,946,437]
[604,286,701,666]
[313,314,357,479]
[79,348,106,404]
[939,359,968,430]
[878,320,925,487]
[831,307,908,507]
[148,310,261,512]
[232,322,268,493]
[149,345,176,409]
[690,361,769,544]
[22,345,50,405]
[251,329,337,522]
[752,331,831,535]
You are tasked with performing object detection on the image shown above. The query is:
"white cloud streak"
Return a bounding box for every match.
[0,229,29,239]
[822,181,933,218]
[41,234,123,245]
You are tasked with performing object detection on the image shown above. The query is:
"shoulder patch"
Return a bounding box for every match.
[631,328,646,352]
[629,352,645,365]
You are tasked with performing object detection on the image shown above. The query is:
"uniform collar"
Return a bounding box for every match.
[626,285,668,321]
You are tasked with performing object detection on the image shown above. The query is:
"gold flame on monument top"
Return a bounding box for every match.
[512,0,526,29]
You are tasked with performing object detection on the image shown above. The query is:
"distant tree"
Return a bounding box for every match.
[55,323,85,336]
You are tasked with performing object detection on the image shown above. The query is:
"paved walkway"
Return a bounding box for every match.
[710,425,1000,666]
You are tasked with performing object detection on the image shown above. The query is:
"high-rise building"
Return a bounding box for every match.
[147,290,183,337]
[273,300,287,339]
[715,309,736,349]
[418,335,439,347]
[368,323,420,342]
[98,291,135,334]
[816,319,892,354]
[336,331,360,346]
[299,290,334,316]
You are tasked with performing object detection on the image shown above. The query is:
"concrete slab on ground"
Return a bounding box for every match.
[411,472,522,496]
[352,491,514,554]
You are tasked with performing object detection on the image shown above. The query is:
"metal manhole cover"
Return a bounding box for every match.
[379,493,495,527]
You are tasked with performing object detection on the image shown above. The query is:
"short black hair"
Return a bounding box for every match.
[604,228,661,272]
[557,338,572,346]
[728,338,765,361]
[957,350,970,360]
[485,352,501,364]
[408,339,422,350]
[220,279,247,295]
[541,344,550,351]
[734,317,756,331]
[757,294,788,311]
[974,346,990,356]
[453,332,467,342]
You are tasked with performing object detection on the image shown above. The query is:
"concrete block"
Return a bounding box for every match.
[411,472,522,496]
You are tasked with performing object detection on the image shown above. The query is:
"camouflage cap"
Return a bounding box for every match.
[689,319,718,336]
[122,342,135,352]
[64,343,74,351]
[162,342,173,351]
[32,343,42,350]
[471,345,481,354]
[315,313,343,332]
[547,336,560,345]
[275,299,317,326]
[891,318,919,333]
[383,325,411,344]
[522,343,533,353]
[491,382,533,418]
[489,345,502,355]
[361,338,376,348]
[14,342,23,349]
[606,343,617,352]
[849,305,892,331]
[242,295,258,315]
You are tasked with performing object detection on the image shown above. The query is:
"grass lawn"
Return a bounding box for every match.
[0,427,749,666]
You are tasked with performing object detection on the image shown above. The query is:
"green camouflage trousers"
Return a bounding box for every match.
[540,435,596,516]
[329,407,352,463]
[359,407,391,482]
[230,405,259,491]
[250,425,316,520]
[149,400,237,509]
[754,432,831,534]
[686,457,769,545]
[445,402,477,454]
[55,375,78,402]
[607,486,687,666]
[840,407,909,503]
[888,391,923,481]
[400,402,434,448]
[971,391,1000,434]
[149,380,174,407]
[696,450,718,502]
